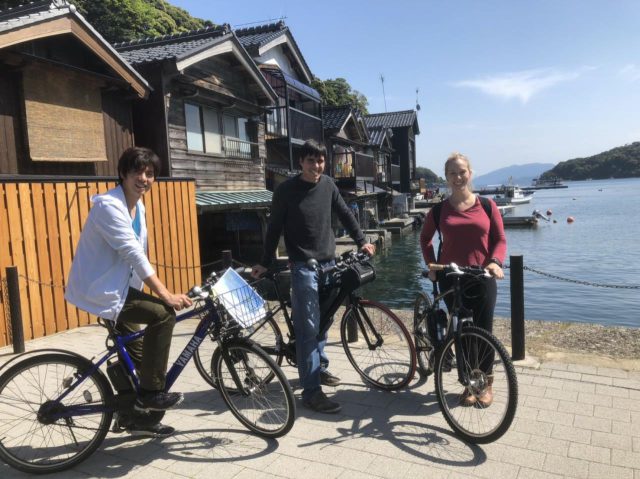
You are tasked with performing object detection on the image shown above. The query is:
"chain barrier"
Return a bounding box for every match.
[503,263,640,290]
[15,262,639,291]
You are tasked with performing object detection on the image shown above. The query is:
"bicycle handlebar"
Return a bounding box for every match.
[427,262,491,278]
[310,251,371,276]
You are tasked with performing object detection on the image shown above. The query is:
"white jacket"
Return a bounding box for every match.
[65,186,155,321]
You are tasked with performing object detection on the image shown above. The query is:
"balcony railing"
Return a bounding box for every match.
[224,137,259,160]
[265,106,322,143]
[391,164,401,183]
[354,152,375,180]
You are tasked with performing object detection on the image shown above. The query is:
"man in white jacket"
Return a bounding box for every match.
[66,147,192,437]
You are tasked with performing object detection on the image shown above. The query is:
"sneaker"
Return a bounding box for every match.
[134,391,184,412]
[459,389,477,407]
[303,390,341,414]
[320,370,341,387]
[127,422,175,438]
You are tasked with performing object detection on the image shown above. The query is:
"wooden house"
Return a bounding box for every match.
[235,21,323,190]
[323,105,389,228]
[364,110,420,194]
[114,26,278,265]
[0,0,150,176]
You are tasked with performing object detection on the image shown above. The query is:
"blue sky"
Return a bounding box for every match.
[172,1,640,175]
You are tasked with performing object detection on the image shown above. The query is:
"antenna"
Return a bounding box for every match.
[380,74,387,112]
[415,88,421,111]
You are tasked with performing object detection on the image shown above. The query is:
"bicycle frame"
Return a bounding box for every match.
[46,297,224,421]
[261,268,383,356]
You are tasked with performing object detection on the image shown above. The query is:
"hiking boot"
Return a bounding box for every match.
[303,390,341,414]
[320,370,341,387]
[134,391,184,412]
[127,422,175,438]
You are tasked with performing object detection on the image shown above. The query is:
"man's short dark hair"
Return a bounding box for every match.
[299,139,327,160]
[117,147,161,183]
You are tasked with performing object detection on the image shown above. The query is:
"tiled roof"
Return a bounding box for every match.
[235,21,312,81]
[113,25,230,65]
[0,0,70,30]
[323,105,352,130]
[368,126,390,147]
[364,110,420,134]
[195,190,272,211]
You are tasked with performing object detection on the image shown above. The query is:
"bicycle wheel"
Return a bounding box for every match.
[340,299,416,390]
[194,315,284,389]
[0,353,113,474]
[413,292,435,377]
[434,326,518,444]
[213,339,295,438]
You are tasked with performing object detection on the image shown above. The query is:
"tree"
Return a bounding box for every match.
[0,0,213,43]
[415,166,443,184]
[311,77,369,114]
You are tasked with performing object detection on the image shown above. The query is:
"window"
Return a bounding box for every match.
[185,102,256,158]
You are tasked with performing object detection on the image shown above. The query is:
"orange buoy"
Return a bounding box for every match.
[567,216,575,223]
[546,209,553,216]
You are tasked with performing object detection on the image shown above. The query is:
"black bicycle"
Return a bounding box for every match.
[195,251,417,391]
[0,271,295,474]
[413,262,518,443]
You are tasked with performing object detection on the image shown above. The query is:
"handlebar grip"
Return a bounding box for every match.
[428,263,445,271]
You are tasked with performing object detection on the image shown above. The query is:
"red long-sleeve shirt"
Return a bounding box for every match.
[420,197,507,267]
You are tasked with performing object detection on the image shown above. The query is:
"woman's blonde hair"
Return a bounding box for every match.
[444,152,474,192]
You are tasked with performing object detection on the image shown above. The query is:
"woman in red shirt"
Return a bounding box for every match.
[420,152,506,406]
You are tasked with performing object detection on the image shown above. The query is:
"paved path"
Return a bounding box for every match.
[1,319,639,479]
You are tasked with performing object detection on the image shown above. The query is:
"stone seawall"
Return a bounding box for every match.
[392,309,640,371]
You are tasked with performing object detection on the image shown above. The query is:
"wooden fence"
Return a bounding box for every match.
[0,178,201,348]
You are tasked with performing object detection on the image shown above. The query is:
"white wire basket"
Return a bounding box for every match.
[211,268,268,328]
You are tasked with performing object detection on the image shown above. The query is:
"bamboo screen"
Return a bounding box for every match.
[23,64,107,162]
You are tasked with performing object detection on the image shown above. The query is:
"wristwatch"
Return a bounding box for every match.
[488,258,503,268]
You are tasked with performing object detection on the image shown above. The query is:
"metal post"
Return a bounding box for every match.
[509,255,525,360]
[6,266,25,354]
[222,250,233,269]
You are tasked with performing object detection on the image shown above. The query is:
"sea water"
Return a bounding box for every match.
[360,177,640,328]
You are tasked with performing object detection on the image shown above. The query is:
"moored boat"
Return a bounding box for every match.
[493,185,534,205]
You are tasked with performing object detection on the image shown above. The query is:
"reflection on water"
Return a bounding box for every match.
[361,178,640,328]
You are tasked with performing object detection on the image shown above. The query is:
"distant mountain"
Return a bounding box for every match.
[474,163,554,187]
[541,142,640,180]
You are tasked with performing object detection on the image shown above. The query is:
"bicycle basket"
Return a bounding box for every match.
[211,268,268,328]
[340,260,376,292]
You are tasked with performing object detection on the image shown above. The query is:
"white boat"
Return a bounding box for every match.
[493,185,533,205]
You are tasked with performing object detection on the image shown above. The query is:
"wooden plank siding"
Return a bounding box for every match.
[164,55,268,191]
[0,179,200,347]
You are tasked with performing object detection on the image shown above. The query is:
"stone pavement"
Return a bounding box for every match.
[1,318,639,479]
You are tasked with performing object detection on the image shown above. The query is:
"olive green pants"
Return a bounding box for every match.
[116,287,176,391]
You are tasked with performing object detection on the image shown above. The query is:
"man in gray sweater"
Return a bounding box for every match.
[252,140,375,413]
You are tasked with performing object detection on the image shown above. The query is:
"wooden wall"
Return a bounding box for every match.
[0,179,200,348]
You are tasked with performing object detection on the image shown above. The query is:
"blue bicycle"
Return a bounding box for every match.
[0,270,295,474]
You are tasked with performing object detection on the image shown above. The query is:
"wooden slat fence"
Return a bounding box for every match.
[0,179,201,347]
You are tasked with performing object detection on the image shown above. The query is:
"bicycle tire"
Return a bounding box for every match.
[194,315,284,389]
[0,353,113,474]
[213,339,295,438]
[434,326,518,444]
[413,292,435,377]
[340,299,416,390]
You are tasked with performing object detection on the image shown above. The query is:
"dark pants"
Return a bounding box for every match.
[439,274,497,374]
[116,288,176,391]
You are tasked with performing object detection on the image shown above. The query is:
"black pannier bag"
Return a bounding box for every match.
[340,260,376,292]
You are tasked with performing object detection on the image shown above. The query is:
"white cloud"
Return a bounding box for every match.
[453,68,589,104]
[619,64,640,82]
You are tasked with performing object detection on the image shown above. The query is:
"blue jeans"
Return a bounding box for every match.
[290,260,334,400]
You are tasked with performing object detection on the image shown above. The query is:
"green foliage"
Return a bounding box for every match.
[415,166,443,183]
[0,0,213,43]
[541,142,640,181]
[311,77,369,114]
